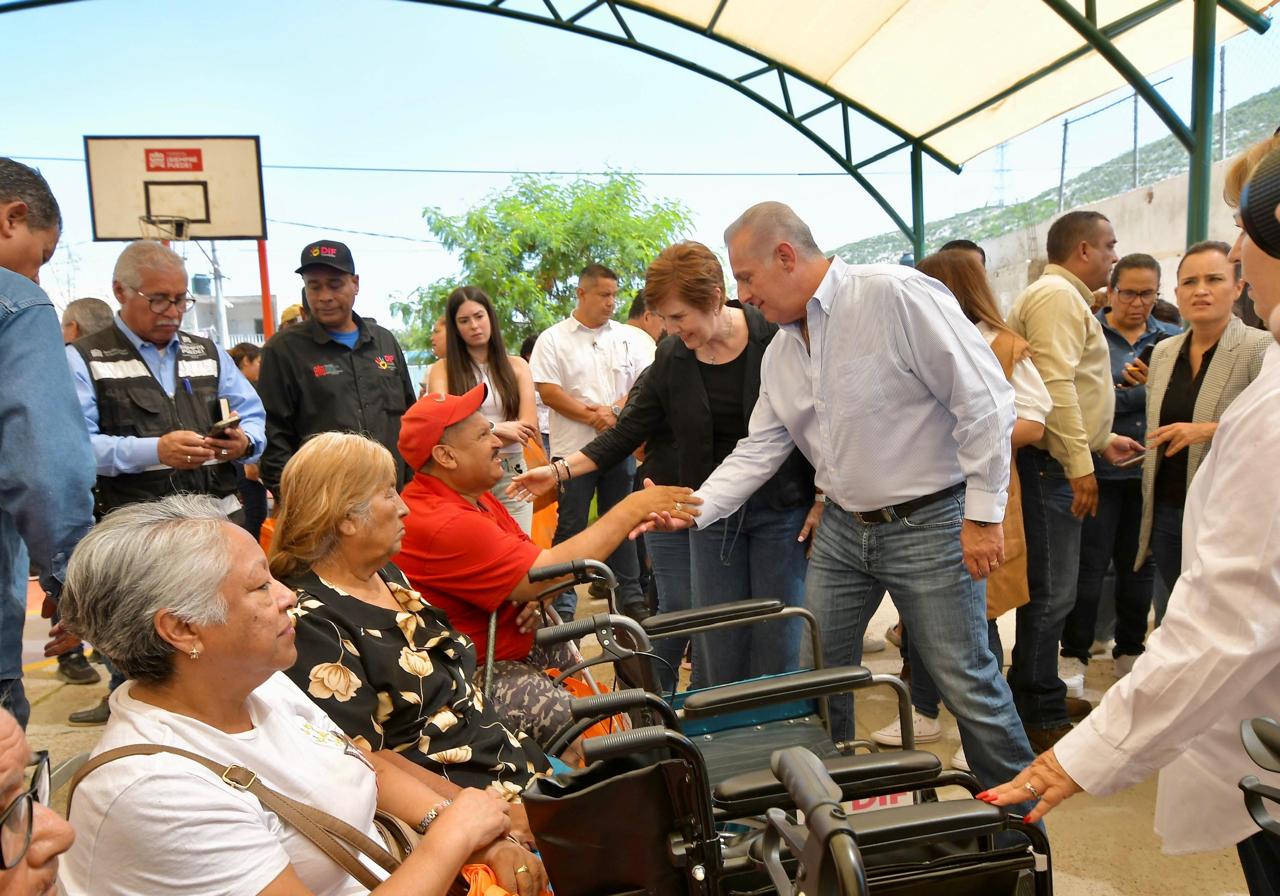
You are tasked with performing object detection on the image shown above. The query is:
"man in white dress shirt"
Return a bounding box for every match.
[685,201,1036,794]
[530,264,655,620]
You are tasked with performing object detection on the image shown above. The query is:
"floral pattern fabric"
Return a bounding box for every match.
[282,565,542,793]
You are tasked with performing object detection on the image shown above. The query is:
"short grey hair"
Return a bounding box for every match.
[724,201,824,261]
[112,240,187,291]
[62,297,114,337]
[60,495,232,685]
[0,158,61,232]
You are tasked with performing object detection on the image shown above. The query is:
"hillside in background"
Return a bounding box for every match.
[831,84,1280,263]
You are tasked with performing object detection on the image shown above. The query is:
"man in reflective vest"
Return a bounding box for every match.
[63,240,265,725]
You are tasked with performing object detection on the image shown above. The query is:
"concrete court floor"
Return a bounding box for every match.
[21,581,1251,894]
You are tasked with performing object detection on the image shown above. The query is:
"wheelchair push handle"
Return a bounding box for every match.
[771,746,844,819]
[581,726,671,764]
[528,559,587,583]
[1243,717,1280,774]
[534,615,598,647]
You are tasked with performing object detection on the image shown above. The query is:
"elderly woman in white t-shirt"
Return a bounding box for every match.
[57,494,547,896]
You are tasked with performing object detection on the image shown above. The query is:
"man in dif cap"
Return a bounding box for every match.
[392,384,696,752]
[258,240,417,494]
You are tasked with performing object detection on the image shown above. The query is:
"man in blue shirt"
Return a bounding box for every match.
[0,159,95,728]
[1060,254,1178,685]
[63,239,265,725]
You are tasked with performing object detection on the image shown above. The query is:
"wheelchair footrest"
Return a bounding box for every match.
[713,749,942,816]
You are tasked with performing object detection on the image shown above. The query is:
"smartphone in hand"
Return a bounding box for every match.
[208,415,242,439]
[1137,344,1155,366]
[1111,449,1147,469]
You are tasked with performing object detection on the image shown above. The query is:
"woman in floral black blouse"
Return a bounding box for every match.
[269,433,545,805]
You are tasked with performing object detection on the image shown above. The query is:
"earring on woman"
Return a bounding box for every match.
[189,648,202,660]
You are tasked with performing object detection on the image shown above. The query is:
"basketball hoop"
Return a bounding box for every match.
[138,215,192,242]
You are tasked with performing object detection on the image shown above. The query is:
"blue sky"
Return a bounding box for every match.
[3,0,1278,334]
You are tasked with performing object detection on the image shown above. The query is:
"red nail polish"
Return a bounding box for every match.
[975,791,990,800]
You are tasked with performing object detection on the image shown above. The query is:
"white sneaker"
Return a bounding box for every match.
[1090,639,1115,656]
[871,710,942,746]
[863,633,887,654]
[950,744,970,772]
[1058,657,1087,698]
[1114,653,1138,679]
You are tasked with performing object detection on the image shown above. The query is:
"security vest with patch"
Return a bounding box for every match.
[73,325,238,515]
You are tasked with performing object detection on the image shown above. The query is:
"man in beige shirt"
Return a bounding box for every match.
[1006,210,1143,752]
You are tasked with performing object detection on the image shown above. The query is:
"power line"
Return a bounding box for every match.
[267,218,444,244]
[8,154,853,177]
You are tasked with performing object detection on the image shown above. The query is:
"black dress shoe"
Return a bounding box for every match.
[68,697,110,727]
[57,653,102,685]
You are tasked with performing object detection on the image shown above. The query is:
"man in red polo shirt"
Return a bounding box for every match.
[393,383,696,750]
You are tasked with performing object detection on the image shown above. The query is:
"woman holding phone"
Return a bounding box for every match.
[1129,241,1270,622]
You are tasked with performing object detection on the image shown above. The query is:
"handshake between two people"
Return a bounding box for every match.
[507,464,701,540]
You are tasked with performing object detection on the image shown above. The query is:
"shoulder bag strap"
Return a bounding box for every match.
[67,744,398,890]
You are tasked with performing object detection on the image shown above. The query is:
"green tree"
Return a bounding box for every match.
[392,173,692,351]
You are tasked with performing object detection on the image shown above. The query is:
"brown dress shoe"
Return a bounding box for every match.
[1065,696,1094,721]
[1025,722,1073,754]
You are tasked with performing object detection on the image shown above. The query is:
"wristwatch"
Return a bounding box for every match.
[610,405,622,416]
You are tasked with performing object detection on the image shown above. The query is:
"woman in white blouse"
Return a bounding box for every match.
[984,134,1280,896]
[874,248,1051,772]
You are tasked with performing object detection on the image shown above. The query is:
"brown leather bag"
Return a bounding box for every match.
[985,330,1031,620]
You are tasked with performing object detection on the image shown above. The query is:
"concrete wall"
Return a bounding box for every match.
[983,159,1239,314]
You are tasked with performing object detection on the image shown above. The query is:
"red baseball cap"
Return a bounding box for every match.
[398,383,487,472]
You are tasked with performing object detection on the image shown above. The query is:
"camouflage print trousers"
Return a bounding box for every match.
[481,640,578,750]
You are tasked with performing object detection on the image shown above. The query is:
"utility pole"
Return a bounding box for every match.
[1218,45,1227,160]
[1057,118,1069,212]
[210,241,230,347]
[1132,92,1140,189]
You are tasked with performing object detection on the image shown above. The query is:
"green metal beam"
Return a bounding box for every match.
[1042,0,1194,150]
[910,145,925,262]
[1218,0,1271,33]
[918,0,1179,144]
[1187,0,1218,244]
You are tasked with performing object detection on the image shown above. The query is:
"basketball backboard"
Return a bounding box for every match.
[84,135,267,241]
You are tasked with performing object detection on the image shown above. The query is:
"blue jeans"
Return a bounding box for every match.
[644,529,692,693]
[804,495,1035,796]
[907,619,1002,719]
[1062,477,1153,661]
[550,457,642,621]
[688,493,807,687]
[1010,448,1082,730]
[0,535,29,728]
[1150,502,1184,625]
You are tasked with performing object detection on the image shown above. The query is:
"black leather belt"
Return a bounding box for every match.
[850,483,963,525]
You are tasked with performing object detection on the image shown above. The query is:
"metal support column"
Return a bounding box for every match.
[1187,0,1217,245]
[910,144,925,263]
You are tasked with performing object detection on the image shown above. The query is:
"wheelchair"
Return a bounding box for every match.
[521,560,1054,895]
[1241,716,1280,839]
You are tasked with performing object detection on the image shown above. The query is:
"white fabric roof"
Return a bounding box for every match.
[635,0,1276,165]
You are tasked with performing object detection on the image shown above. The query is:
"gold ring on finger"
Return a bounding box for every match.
[515,866,530,875]
[1023,782,1039,800]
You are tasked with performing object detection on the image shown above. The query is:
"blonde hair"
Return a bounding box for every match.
[269,432,396,579]
[1225,134,1280,207]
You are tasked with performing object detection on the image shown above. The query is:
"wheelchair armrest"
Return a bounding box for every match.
[681,666,872,720]
[851,800,1008,853]
[713,749,942,814]
[642,599,785,637]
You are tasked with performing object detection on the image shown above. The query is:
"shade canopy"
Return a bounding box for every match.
[635,0,1274,166]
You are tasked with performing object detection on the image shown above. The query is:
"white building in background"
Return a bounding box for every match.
[188,273,278,346]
